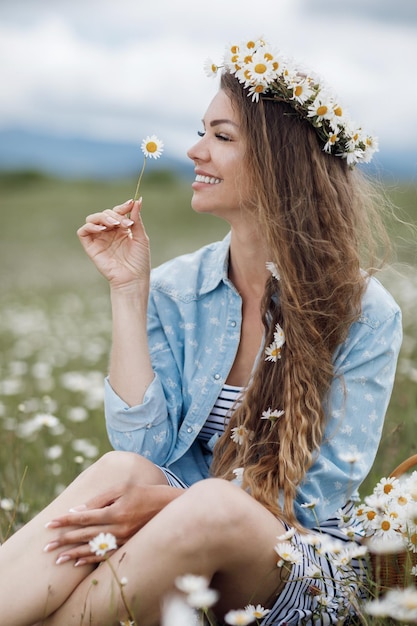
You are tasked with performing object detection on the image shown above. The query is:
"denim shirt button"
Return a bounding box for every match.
[187,426,193,433]
[214,373,221,380]
[230,320,237,327]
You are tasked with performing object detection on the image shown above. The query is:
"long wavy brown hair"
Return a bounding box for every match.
[210,71,391,528]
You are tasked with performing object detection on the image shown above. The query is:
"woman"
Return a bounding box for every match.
[0,38,402,625]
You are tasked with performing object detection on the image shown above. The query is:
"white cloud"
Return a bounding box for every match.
[0,0,416,162]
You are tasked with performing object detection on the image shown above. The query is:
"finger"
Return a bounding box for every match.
[55,544,121,566]
[44,525,116,551]
[112,198,135,216]
[45,507,116,530]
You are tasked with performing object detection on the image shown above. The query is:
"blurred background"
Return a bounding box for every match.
[1,0,417,530]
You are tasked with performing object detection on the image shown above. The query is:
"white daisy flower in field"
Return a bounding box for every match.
[231,425,248,445]
[0,498,14,511]
[141,135,164,160]
[274,540,303,567]
[224,608,255,625]
[203,58,219,78]
[175,574,209,594]
[245,604,270,619]
[89,532,117,556]
[161,594,197,626]
[186,587,219,610]
[411,565,417,577]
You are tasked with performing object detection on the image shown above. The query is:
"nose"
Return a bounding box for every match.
[187,135,208,163]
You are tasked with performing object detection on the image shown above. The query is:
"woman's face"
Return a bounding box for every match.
[187,89,248,222]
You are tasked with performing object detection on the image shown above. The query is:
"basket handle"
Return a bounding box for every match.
[389,454,417,478]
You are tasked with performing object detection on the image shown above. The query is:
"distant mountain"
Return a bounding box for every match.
[0,128,193,180]
[0,127,416,182]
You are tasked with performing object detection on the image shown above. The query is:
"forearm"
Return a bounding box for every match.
[108,284,155,407]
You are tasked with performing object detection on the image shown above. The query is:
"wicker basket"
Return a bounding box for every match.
[368,454,417,592]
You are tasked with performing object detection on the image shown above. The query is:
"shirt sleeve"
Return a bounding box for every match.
[104,290,184,466]
[294,293,402,528]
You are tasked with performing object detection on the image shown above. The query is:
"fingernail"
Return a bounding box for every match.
[56,555,71,565]
[45,521,60,529]
[107,217,121,225]
[74,559,87,567]
[121,218,134,227]
[69,504,87,513]
[125,198,133,204]
[43,541,59,552]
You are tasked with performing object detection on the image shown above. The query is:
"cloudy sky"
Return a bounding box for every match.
[1,0,416,164]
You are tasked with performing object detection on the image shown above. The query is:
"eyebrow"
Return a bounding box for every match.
[202,118,239,128]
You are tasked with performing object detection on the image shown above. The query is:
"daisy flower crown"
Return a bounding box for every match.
[205,38,378,166]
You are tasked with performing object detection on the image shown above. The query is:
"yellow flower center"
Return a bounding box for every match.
[244,55,253,64]
[334,106,343,117]
[410,533,417,546]
[255,85,265,93]
[231,45,239,54]
[383,483,394,494]
[316,105,328,117]
[99,543,109,550]
[254,63,267,75]
[366,510,376,521]
[329,134,337,144]
[247,40,256,49]
[231,54,239,63]
[294,85,303,97]
[145,141,157,154]
[264,52,273,61]
[398,496,408,506]
[273,61,279,71]
[381,520,391,531]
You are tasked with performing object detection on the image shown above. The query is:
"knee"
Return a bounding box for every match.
[181,478,251,534]
[86,450,163,485]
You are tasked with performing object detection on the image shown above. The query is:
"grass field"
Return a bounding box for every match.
[0,170,417,623]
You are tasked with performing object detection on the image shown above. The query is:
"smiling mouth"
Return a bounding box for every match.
[195,174,222,184]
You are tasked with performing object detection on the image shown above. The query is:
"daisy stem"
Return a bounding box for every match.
[133,157,147,202]
[105,557,136,623]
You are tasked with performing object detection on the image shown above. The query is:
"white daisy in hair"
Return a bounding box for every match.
[265,261,280,280]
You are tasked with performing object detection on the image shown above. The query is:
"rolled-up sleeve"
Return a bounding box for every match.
[104,290,185,465]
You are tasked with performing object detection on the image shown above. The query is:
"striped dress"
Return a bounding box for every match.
[160,385,366,625]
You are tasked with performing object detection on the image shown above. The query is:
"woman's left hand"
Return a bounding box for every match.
[43,483,183,566]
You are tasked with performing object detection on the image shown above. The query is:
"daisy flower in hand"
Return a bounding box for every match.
[133,135,164,201]
[89,532,117,556]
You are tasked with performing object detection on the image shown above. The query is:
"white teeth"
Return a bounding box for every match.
[195,174,221,184]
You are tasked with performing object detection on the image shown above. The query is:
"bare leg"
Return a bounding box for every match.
[0,451,168,626]
[41,478,287,626]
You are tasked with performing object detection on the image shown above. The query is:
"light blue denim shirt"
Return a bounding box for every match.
[105,233,402,527]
